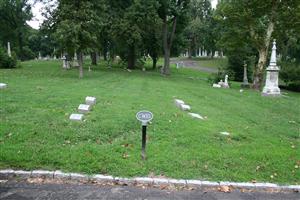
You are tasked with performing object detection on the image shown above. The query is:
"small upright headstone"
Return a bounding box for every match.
[85,96,96,105]
[38,52,42,60]
[7,42,11,57]
[262,40,281,97]
[62,56,70,69]
[223,75,229,88]
[69,114,84,121]
[241,62,250,88]
[0,83,7,89]
[73,52,80,67]
[78,104,91,113]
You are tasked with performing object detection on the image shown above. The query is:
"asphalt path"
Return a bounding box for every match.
[170,58,218,73]
[1,181,299,200]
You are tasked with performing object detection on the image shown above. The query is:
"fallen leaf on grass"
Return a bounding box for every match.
[122,153,129,159]
[218,186,232,193]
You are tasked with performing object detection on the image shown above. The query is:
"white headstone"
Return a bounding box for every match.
[262,40,281,97]
[7,42,11,57]
[220,132,230,136]
[38,52,42,60]
[188,113,204,120]
[70,114,84,121]
[174,99,185,107]
[223,75,230,88]
[0,83,7,89]
[180,104,191,111]
[73,52,80,67]
[78,104,91,113]
[85,96,96,105]
[62,56,70,69]
[213,84,221,88]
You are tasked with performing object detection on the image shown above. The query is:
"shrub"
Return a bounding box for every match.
[208,67,235,85]
[0,46,18,68]
[280,61,300,92]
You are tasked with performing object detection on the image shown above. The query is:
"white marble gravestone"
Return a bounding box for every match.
[7,42,11,57]
[180,104,191,111]
[78,104,91,113]
[69,114,84,121]
[0,83,7,89]
[223,75,229,88]
[85,96,96,105]
[73,52,80,67]
[262,40,281,97]
[62,56,70,69]
[188,113,204,120]
[174,99,185,108]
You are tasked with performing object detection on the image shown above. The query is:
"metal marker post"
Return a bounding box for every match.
[136,111,153,161]
[141,122,147,160]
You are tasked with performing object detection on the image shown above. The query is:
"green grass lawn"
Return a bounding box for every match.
[0,59,299,185]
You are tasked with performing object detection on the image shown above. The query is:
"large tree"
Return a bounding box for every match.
[0,0,33,60]
[217,0,300,89]
[158,0,190,75]
[51,0,103,78]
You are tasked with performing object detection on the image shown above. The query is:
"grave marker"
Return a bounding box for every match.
[78,104,91,113]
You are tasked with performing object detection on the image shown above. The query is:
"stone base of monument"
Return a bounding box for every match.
[262,87,281,97]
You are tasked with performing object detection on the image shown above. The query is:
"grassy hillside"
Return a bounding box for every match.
[0,59,299,184]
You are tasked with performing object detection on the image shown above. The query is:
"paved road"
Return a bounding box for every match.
[170,58,218,73]
[1,181,299,200]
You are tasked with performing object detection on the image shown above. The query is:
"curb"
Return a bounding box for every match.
[0,169,299,191]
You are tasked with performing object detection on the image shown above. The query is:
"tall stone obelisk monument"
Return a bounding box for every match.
[262,40,281,96]
[7,42,11,57]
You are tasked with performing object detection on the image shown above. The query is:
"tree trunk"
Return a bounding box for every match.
[252,21,274,90]
[252,48,268,90]
[162,16,177,75]
[91,52,97,65]
[152,56,157,70]
[78,52,83,78]
[127,45,135,69]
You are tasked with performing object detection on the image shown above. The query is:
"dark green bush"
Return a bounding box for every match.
[208,67,235,85]
[280,62,300,92]
[0,46,18,68]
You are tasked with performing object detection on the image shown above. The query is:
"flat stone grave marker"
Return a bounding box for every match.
[70,114,84,121]
[188,113,204,120]
[0,83,7,89]
[180,104,191,111]
[174,99,185,107]
[85,96,96,105]
[220,132,230,136]
[78,104,91,113]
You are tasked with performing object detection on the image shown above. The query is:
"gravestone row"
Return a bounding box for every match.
[69,96,97,121]
[174,98,229,135]
[174,99,204,120]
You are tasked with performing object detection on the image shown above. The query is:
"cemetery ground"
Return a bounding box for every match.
[0,59,299,186]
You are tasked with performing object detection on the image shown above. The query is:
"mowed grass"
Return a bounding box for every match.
[0,59,299,184]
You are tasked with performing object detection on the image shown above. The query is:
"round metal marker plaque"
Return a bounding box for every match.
[136,111,153,125]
